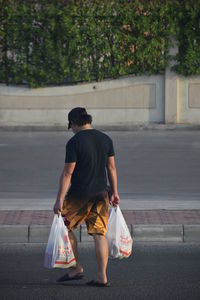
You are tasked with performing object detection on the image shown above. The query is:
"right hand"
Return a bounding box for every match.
[109,193,120,207]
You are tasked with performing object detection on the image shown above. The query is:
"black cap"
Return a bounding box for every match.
[68,107,88,129]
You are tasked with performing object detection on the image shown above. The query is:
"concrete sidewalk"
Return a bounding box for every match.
[1,209,200,244]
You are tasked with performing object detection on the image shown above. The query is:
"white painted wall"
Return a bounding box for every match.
[1,71,200,127]
[179,76,200,124]
[0,75,165,127]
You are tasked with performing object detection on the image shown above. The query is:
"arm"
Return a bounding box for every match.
[106,156,120,207]
[53,162,76,215]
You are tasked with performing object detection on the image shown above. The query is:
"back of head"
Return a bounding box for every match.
[68,107,92,129]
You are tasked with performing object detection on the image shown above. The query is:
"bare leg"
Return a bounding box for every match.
[68,230,84,277]
[93,234,109,284]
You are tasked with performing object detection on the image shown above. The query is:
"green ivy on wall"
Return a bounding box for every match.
[173,0,200,76]
[0,0,199,88]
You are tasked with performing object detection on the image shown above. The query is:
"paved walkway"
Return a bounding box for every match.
[1,209,200,243]
[1,131,200,242]
[1,209,200,225]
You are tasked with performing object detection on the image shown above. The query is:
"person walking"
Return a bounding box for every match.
[53,107,120,287]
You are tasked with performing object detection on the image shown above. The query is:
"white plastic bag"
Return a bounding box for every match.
[106,206,133,259]
[44,215,76,269]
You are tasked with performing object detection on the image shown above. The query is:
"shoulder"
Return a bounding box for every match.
[93,129,113,142]
[66,135,77,148]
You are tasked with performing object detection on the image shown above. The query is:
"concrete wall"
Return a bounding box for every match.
[179,77,200,124]
[0,71,200,127]
[0,75,164,127]
[164,40,200,125]
[165,69,200,125]
[165,73,200,125]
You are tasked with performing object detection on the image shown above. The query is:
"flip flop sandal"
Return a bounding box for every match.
[56,273,84,282]
[86,280,111,287]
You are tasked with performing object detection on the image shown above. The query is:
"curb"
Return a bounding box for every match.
[1,224,200,243]
[0,225,29,243]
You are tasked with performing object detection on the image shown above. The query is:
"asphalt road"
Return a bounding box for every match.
[0,130,200,209]
[0,243,200,300]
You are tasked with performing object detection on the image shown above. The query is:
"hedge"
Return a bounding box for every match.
[173,0,200,76]
[0,0,199,88]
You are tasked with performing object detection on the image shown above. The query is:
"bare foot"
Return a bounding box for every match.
[95,271,107,284]
[68,265,84,278]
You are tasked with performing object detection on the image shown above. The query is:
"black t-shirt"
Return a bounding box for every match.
[65,129,114,197]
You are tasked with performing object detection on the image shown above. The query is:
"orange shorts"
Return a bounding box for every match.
[61,191,109,236]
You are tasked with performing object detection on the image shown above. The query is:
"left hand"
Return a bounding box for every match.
[53,200,62,215]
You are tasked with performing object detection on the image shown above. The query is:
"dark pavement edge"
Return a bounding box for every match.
[1,124,200,132]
